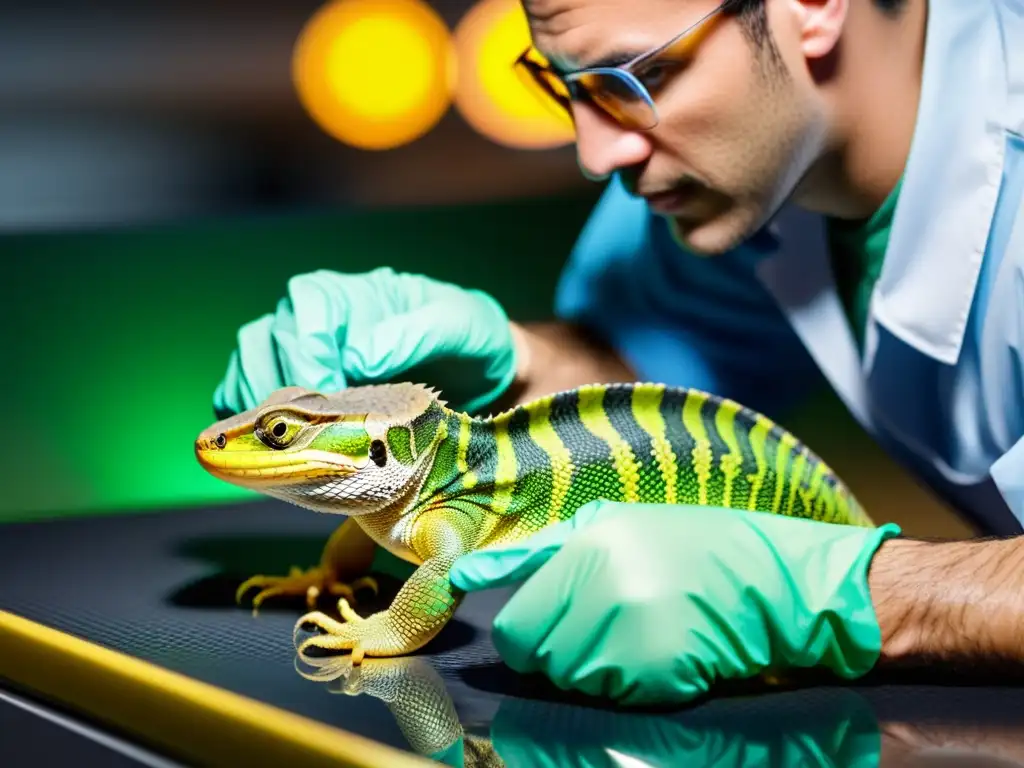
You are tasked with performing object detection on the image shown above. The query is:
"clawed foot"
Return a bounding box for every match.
[235,567,378,615]
[293,598,400,666]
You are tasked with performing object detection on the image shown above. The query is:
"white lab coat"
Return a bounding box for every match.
[554,0,1024,535]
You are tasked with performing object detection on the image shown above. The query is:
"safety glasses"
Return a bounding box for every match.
[514,0,732,131]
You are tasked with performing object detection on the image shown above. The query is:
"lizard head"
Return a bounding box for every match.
[195,382,449,516]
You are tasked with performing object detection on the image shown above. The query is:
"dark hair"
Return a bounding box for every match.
[725,0,909,71]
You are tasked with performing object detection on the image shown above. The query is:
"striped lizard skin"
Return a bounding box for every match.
[195,381,873,663]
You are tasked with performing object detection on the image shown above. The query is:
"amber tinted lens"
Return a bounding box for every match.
[573,71,657,130]
[514,51,658,129]
[514,56,572,116]
[534,67,571,103]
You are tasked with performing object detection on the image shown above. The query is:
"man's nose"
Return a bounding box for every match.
[572,103,653,181]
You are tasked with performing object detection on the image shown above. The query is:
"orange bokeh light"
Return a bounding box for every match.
[293,0,457,150]
[452,0,575,150]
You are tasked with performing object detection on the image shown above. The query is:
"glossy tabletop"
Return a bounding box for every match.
[1,501,1023,767]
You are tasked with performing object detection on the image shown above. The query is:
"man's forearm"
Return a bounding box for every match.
[501,320,637,406]
[868,535,1024,671]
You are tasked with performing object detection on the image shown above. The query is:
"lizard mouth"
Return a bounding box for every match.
[195,447,362,486]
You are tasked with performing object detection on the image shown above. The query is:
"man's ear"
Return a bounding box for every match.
[789,0,847,59]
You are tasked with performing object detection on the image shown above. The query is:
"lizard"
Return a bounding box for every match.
[194,381,874,665]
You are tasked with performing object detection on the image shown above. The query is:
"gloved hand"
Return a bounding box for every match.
[450,500,901,707]
[212,267,517,417]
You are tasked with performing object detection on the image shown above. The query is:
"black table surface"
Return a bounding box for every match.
[3,499,1024,767]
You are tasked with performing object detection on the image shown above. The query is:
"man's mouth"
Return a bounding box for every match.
[643,181,705,215]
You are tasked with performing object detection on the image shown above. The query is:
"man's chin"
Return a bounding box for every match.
[667,215,748,257]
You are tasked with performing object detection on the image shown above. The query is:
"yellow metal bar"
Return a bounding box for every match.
[0,609,432,768]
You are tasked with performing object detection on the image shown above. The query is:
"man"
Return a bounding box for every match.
[213,0,1024,705]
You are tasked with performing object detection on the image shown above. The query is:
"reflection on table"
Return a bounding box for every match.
[293,649,1024,767]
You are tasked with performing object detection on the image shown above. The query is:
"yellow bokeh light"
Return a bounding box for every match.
[293,0,457,150]
[452,0,575,150]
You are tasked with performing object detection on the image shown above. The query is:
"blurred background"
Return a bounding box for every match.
[0,0,972,538]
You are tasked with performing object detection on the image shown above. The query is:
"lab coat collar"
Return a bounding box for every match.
[753,207,875,428]
[751,0,1010,429]
[867,0,1007,366]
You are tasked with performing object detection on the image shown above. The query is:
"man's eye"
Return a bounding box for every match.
[637,63,675,91]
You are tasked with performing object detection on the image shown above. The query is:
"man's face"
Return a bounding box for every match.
[526,0,834,255]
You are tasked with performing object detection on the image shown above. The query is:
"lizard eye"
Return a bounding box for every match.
[215,433,227,449]
[256,414,302,449]
[369,439,387,467]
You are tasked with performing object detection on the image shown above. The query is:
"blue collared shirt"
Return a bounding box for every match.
[554,0,1024,535]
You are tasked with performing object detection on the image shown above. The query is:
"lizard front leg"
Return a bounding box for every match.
[236,516,379,613]
[293,506,471,663]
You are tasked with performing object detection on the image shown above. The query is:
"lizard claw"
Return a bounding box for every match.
[293,649,357,684]
[294,598,389,665]
[236,568,378,615]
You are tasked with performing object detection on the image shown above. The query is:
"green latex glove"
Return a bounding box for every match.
[449,500,901,706]
[212,267,516,417]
